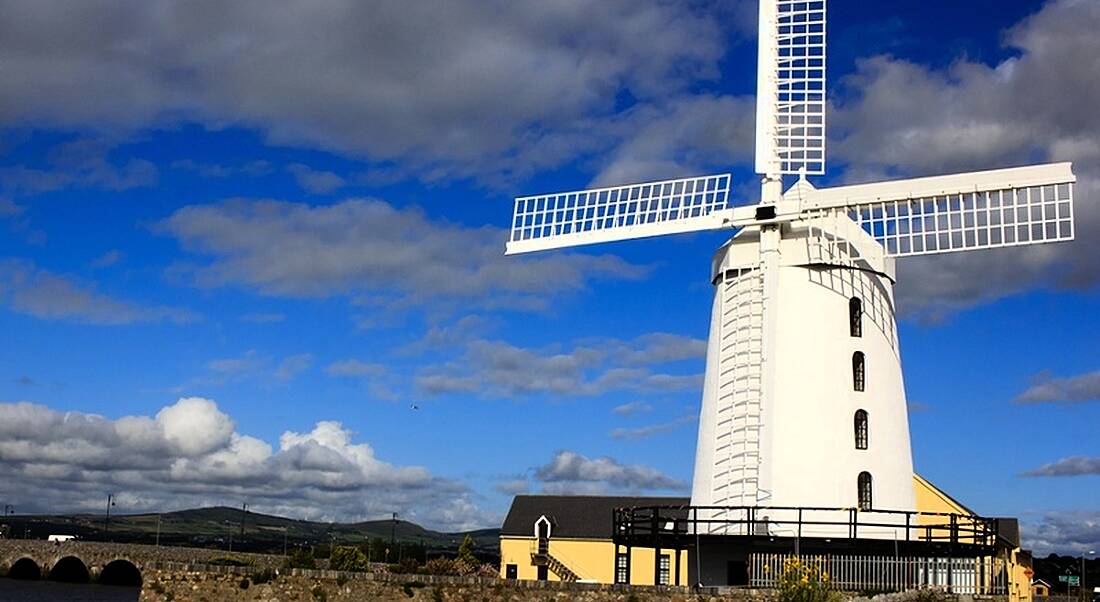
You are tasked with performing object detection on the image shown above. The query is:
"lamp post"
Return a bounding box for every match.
[104,494,116,542]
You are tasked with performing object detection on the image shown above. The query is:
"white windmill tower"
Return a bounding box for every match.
[506,0,1076,543]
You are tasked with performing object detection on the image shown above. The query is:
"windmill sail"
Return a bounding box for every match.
[792,163,1076,257]
[506,173,733,255]
[755,0,827,177]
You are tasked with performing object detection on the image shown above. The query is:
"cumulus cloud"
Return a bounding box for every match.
[0,0,747,183]
[158,197,647,310]
[1023,456,1100,478]
[533,450,686,494]
[832,0,1100,318]
[1015,369,1100,404]
[0,397,490,530]
[1022,510,1100,555]
[0,258,196,325]
[416,334,704,399]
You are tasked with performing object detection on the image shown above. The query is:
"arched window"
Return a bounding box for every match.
[858,472,873,511]
[852,352,865,392]
[849,297,863,337]
[854,410,868,450]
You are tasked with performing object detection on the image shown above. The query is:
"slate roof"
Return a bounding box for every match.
[500,495,690,540]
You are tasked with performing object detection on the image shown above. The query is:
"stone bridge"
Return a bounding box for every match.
[0,539,282,586]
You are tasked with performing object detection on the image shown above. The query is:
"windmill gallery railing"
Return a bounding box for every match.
[613,505,1001,551]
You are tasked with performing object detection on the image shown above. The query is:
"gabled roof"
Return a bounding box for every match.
[500,495,690,540]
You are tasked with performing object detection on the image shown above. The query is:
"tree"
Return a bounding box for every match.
[330,546,368,572]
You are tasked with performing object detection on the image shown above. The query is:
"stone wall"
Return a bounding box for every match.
[139,563,776,602]
[139,563,1013,602]
[0,539,283,576]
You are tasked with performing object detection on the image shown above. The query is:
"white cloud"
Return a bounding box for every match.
[0,0,745,183]
[832,0,1100,317]
[1023,456,1100,477]
[0,139,157,196]
[0,397,487,530]
[195,350,313,386]
[592,94,756,187]
[274,353,314,382]
[155,397,235,456]
[417,335,704,399]
[1022,510,1100,555]
[325,359,386,379]
[533,450,686,493]
[0,258,197,325]
[1016,369,1100,404]
[287,163,345,194]
[159,197,648,309]
[612,401,654,416]
[610,415,697,441]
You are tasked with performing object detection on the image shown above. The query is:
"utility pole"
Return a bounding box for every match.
[239,503,248,548]
[1084,551,1096,602]
[283,526,289,557]
[104,494,116,542]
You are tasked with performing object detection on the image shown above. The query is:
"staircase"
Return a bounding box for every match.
[530,540,580,582]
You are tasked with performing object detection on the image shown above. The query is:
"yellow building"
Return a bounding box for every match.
[499,495,690,585]
[501,476,1032,598]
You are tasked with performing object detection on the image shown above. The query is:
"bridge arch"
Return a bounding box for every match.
[100,558,142,586]
[48,555,90,583]
[8,557,42,580]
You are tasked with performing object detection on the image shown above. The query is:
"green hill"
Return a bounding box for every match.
[0,506,500,560]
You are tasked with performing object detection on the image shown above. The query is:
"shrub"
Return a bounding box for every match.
[252,569,275,585]
[423,557,459,576]
[330,546,369,572]
[239,578,250,590]
[473,563,498,578]
[394,557,421,574]
[776,557,843,602]
[285,547,317,570]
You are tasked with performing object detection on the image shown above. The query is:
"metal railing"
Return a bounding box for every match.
[750,553,1008,594]
[613,505,999,551]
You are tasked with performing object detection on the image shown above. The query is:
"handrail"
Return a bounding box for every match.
[612,504,998,548]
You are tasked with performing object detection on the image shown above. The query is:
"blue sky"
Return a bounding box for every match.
[0,0,1097,552]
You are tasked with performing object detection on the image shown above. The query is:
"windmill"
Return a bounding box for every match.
[505,1,1076,539]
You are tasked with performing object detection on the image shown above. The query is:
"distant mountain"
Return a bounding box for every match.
[0,506,500,559]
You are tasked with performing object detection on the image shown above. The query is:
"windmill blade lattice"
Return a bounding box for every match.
[755,0,827,176]
[506,173,733,255]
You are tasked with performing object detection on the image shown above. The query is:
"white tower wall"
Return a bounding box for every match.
[690,215,916,538]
